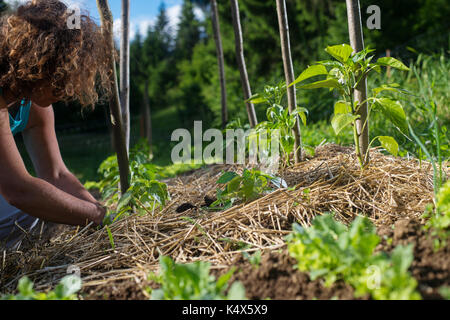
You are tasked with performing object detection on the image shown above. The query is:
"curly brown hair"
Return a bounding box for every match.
[0,0,111,107]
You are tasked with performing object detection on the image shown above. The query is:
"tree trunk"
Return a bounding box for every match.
[276,0,303,163]
[96,0,130,194]
[143,80,152,156]
[229,0,257,128]
[120,0,130,153]
[210,0,228,129]
[346,0,369,165]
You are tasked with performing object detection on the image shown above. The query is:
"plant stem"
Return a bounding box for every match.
[350,93,364,168]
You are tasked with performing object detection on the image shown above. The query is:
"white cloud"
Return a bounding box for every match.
[113,17,155,44]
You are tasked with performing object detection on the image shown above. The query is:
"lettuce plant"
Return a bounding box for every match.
[149,256,246,300]
[287,214,421,300]
[1,275,81,300]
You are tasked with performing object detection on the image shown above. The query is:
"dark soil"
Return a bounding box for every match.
[83,279,151,300]
[377,219,450,300]
[223,250,364,300]
[219,218,449,300]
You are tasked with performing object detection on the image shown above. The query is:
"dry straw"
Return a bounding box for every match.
[0,144,446,296]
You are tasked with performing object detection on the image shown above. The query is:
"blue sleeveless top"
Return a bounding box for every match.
[9,100,32,136]
[0,88,31,136]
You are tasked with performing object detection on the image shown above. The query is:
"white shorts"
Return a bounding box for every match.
[0,193,39,250]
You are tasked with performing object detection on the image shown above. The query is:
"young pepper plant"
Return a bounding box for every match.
[211,169,287,210]
[290,44,411,168]
[246,82,309,166]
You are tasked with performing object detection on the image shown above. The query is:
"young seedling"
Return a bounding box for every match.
[85,140,170,225]
[247,82,309,166]
[1,275,82,300]
[149,256,246,300]
[211,169,287,210]
[290,44,411,168]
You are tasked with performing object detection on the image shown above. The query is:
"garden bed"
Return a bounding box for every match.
[0,144,447,300]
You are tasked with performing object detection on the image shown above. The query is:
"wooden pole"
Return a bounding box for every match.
[230,0,257,128]
[97,0,130,193]
[210,0,228,129]
[346,0,369,165]
[120,0,130,153]
[276,0,303,163]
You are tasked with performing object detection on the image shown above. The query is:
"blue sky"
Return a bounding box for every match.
[85,0,186,38]
[7,0,192,39]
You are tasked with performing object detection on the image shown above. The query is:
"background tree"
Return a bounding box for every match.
[0,0,7,13]
[130,32,152,150]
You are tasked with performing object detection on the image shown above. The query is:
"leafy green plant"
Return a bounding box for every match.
[423,180,450,250]
[85,140,170,225]
[211,169,286,210]
[291,44,411,168]
[247,82,309,165]
[149,256,246,300]
[287,214,421,300]
[1,275,81,300]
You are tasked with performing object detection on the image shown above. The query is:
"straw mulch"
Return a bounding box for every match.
[0,144,446,296]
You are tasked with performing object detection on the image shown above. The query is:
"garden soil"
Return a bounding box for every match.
[1,144,448,300]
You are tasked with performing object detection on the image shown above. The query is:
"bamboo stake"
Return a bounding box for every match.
[120,0,130,153]
[96,0,130,193]
[346,0,369,165]
[276,0,303,163]
[210,0,228,129]
[230,0,257,128]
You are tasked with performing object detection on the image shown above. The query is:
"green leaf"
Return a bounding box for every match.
[245,93,266,104]
[17,277,34,296]
[372,84,409,96]
[216,269,234,290]
[105,225,115,250]
[298,111,307,126]
[331,113,359,135]
[376,57,410,71]
[325,44,353,63]
[377,136,399,156]
[227,282,246,300]
[334,101,352,115]
[217,171,239,184]
[299,79,340,90]
[117,190,133,211]
[391,244,414,273]
[373,98,408,132]
[290,65,328,87]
